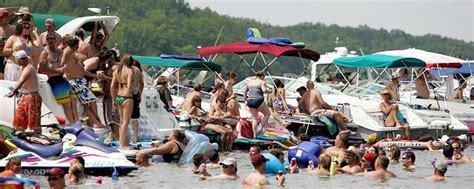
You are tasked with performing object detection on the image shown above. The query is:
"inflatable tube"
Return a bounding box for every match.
[288,142,319,167]
[269,38,293,46]
[263,153,287,175]
[376,140,443,149]
[310,136,332,148]
[179,131,218,164]
[247,37,270,44]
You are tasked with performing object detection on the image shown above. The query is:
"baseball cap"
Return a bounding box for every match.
[15,50,30,59]
[363,153,376,163]
[220,157,238,168]
[344,146,361,160]
[433,160,447,172]
[251,154,269,166]
[45,168,65,177]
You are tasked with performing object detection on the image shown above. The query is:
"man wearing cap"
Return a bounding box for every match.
[401,151,416,171]
[425,160,447,182]
[364,156,397,179]
[337,147,363,174]
[201,157,239,180]
[39,18,62,47]
[452,141,472,164]
[46,168,66,189]
[0,8,15,77]
[244,154,285,186]
[6,50,42,134]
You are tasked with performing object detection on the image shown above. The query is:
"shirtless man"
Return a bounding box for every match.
[337,148,363,174]
[302,80,352,134]
[224,71,237,99]
[179,84,201,112]
[452,141,472,163]
[7,50,41,134]
[401,151,416,171]
[76,28,90,62]
[38,18,61,47]
[39,33,78,123]
[62,36,105,128]
[364,156,397,179]
[325,132,350,163]
[425,160,447,182]
[131,60,144,144]
[0,9,15,76]
[243,154,284,187]
[415,69,430,99]
[89,21,109,58]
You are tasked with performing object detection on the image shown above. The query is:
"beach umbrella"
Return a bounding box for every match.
[375,48,464,69]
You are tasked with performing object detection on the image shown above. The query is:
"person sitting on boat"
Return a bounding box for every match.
[0,157,21,176]
[244,71,272,138]
[6,50,42,135]
[415,68,431,99]
[207,95,234,151]
[179,83,202,112]
[308,153,331,176]
[337,147,363,175]
[156,76,173,110]
[359,153,377,173]
[363,156,397,179]
[210,82,224,108]
[39,18,61,47]
[266,80,290,126]
[384,73,400,101]
[452,141,472,164]
[301,80,354,134]
[401,151,416,171]
[295,86,308,115]
[46,168,66,189]
[136,129,186,166]
[224,71,237,100]
[206,149,221,169]
[425,160,447,182]
[243,154,285,187]
[454,79,467,100]
[201,157,239,180]
[379,89,411,140]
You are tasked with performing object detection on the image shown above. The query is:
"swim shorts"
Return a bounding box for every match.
[47,75,75,104]
[13,94,42,131]
[68,78,96,104]
[131,93,141,119]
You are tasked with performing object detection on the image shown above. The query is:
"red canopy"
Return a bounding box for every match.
[426,63,463,69]
[198,42,320,61]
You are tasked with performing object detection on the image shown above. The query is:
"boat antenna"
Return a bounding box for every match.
[107,6,110,15]
[210,25,225,62]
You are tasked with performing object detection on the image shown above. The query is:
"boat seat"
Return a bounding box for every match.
[10,138,63,159]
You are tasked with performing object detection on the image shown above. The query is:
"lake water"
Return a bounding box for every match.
[28,146,474,188]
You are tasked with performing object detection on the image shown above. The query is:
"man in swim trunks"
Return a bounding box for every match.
[302,80,353,134]
[39,32,78,123]
[39,18,61,47]
[62,36,105,128]
[364,156,397,179]
[0,9,15,75]
[7,50,41,133]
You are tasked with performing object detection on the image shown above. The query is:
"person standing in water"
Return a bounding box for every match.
[39,32,78,123]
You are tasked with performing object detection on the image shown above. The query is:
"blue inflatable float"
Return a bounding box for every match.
[288,142,320,167]
[262,153,287,175]
[310,136,333,149]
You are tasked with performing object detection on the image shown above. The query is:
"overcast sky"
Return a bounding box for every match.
[187,0,473,42]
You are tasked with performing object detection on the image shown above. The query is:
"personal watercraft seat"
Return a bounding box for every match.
[10,138,63,158]
[63,120,118,153]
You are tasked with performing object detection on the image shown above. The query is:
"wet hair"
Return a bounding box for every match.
[192,153,205,167]
[318,153,331,170]
[193,84,202,92]
[172,129,185,143]
[443,145,454,159]
[298,133,310,142]
[250,146,261,153]
[156,76,169,86]
[255,71,265,79]
[75,28,85,40]
[402,151,415,163]
[388,145,401,162]
[269,149,285,160]
[191,95,202,107]
[6,157,21,170]
[69,162,84,184]
[73,156,85,167]
[296,86,307,93]
[208,149,219,163]
[377,156,390,169]
[227,71,237,80]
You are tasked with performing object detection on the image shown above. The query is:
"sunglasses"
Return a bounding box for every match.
[47,37,55,40]
[222,165,232,168]
[47,176,62,182]
[401,157,407,160]
[23,26,30,29]
[19,57,28,60]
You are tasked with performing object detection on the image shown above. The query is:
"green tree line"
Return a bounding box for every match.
[3,0,473,78]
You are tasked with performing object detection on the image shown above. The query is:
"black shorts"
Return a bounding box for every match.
[0,56,5,73]
[247,98,264,109]
[131,93,141,119]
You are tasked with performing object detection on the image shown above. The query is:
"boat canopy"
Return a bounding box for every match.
[375,48,463,69]
[134,55,222,72]
[198,42,320,61]
[332,54,426,68]
[33,14,76,32]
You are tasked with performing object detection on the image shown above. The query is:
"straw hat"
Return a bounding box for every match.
[381,89,391,97]
[15,6,30,15]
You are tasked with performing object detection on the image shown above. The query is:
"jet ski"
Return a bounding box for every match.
[0,120,137,176]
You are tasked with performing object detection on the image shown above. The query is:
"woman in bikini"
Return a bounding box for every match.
[136,129,186,166]
[267,79,291,126]
[380,89,411,140]
[111,54,134,149]
[244,71,271,138]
